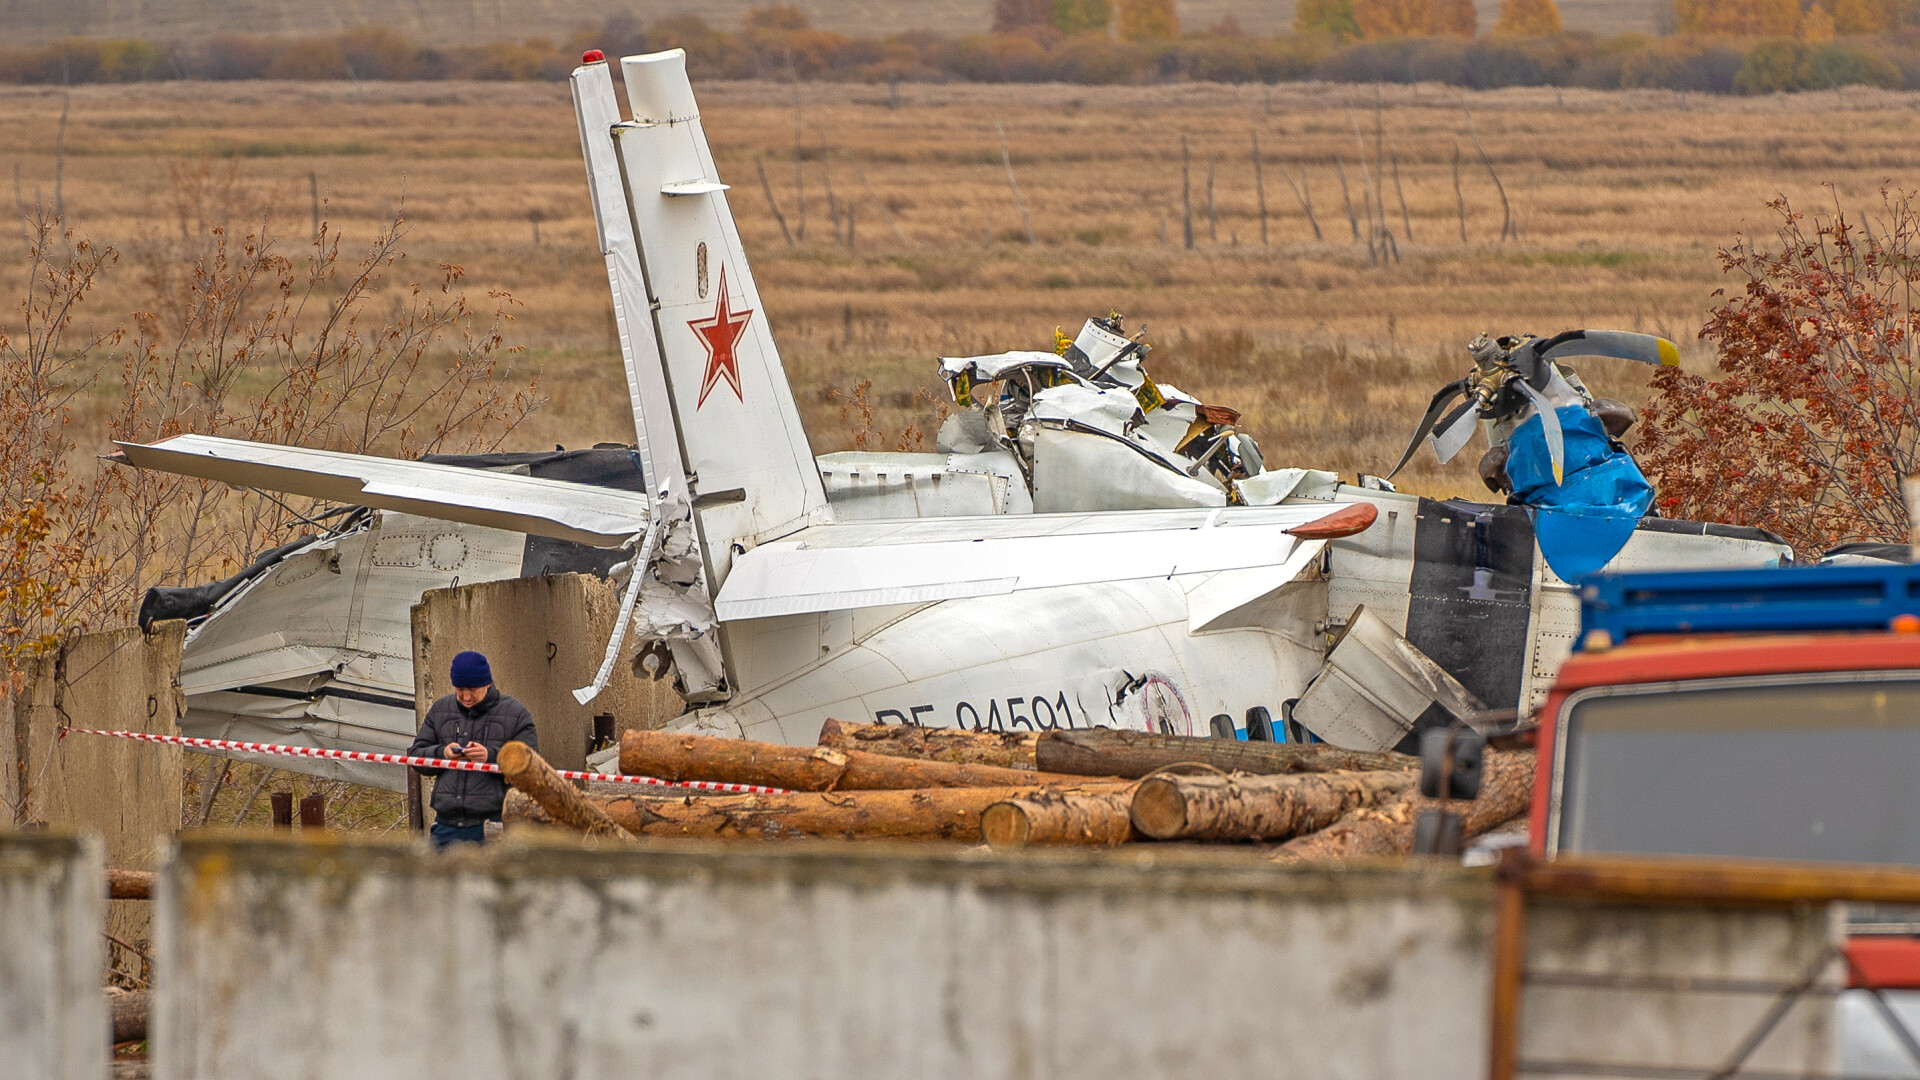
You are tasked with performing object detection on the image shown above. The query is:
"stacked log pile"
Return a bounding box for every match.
[501,721,1533,860]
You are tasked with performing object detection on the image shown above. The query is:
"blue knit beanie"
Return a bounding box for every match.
[450,651,492,689]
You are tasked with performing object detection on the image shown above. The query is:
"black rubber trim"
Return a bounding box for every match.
[1634,516,1791,548]
[230,684,416,711]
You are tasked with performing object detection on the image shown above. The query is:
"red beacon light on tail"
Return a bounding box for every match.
[582,49,606,64]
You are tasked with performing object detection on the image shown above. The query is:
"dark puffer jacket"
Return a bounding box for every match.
[408,687,538,827]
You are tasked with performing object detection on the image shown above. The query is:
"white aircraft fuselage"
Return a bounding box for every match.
[118,49,1795,783]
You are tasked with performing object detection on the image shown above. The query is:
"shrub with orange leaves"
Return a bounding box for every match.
[1354,0,1476,38]
[1494,0,1565,36]
[1117,0,1180,41]
[1673,0,1800,36]
[1637,190,1920,558]
[0,164,542,675]
[0,215,119,671]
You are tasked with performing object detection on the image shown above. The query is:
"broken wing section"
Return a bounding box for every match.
[713,503,1368,621]
[178,512,529,790]
[114,435,652,547]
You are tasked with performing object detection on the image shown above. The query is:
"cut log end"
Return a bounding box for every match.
[1128,776,1189,840]
[499,740,634,841]
[496,740,532,775]
[980,802,1032,848]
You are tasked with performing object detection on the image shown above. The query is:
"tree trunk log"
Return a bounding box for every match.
[1276,750,1534,861]
[514,783,1122,842]
[1130,770,1416,841]
[817,719,1038,770]
[1037,728,1416,780]
[981,787,1138,848]
[621,730,1094,792]
[107,869,153,900]
[498,741,634,840]
[109,989,149,1044]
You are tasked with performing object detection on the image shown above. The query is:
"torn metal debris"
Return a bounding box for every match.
[936,315,1339,513]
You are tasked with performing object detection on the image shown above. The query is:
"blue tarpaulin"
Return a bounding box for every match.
[1506,405,1654,581]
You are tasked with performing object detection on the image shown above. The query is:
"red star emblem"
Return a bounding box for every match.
[688,267,753,408]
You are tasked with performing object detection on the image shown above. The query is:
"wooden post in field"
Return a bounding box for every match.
[756,158,794,246]
[406,769,425,835]
[299,793,325,829]
[822,154,840,246]
[1251,131,1269,247]
[270,790,293,828]
[1452,144,1468,243]
[1392,149,1413,244]
[1465,112,1511,242]
[1280,165,1321,241]
[1335,157,1360,244]
[791,78,807,242]
[308,170,320,238]
[53,91,67,222]
[994,118,1035,246]
[1206,157,1217,243]
[1181,136,1194,250]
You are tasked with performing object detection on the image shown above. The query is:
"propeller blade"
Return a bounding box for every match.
[1430,398,1480,465]
[1385,379,1468,481]
[1538,330,1680,368]
[1515,379,1565,486]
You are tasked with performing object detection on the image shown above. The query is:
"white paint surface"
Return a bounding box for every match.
[156,835,1835,1080]
[0,833,104,1080]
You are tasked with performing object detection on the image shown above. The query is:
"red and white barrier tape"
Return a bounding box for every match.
[58,727,791,795]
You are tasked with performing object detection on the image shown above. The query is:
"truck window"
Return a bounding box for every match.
[1554,675,1920,864]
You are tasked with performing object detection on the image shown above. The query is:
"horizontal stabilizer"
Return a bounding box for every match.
[714,502,1368,620]
[114,435,651,547]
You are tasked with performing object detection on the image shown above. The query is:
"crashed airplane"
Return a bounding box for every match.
[115,48,1793,788]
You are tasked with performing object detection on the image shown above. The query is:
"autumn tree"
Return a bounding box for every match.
[107,166,539,596]
[0,162,540,672]
[744,5,810,30]
[1054,0,1114,35]
[1831,0,1897,33]
[994,0,1057,30]
[1117,0,1180,40]
[1672,0,1799,35]
[0,215,119,669]
[1801,3,1838,39]
[1494,0,1564,35]
[1637,190,1920,558]
[1434,0,1479,33]
[1296,0,1364,38]
[1354,0,1476,36]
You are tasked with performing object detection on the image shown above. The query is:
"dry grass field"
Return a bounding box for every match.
[5,78,1919,499]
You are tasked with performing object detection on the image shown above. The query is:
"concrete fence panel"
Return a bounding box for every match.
[412,573,678,773]
[158,835,1494,1080]
[0,831,105,1080]
[4,622,186,943]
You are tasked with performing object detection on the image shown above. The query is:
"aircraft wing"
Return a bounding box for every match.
[714,503,1374,620]
[113,435,651,548]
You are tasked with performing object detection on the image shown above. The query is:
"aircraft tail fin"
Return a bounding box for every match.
[574,50,828,595]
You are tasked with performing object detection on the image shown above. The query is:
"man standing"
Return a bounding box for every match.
[409,651,538,849]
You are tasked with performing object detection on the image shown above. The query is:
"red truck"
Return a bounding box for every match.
[1513,559,1920,1075]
